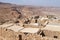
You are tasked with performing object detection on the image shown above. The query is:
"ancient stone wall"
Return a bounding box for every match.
[43,30,60,39]
[0,28,19,40]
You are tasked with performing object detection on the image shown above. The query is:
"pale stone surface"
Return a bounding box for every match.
[42,23,60,31]
[7,24,24,32]
[0,23,13,28]
[20,28,40,33]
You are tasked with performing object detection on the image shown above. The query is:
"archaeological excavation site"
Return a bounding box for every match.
[0,2,60,40]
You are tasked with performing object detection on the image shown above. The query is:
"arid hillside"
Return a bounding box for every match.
[0,2,60,24]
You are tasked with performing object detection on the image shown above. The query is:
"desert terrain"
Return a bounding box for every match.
[0,2,60,24]
[0,2,60,40]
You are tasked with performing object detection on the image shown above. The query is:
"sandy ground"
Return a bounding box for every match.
[0,36,6,40]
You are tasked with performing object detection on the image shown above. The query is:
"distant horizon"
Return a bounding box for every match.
[0,0,60,7]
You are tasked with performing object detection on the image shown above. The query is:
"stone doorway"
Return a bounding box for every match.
[40,31,45,37]
[19,35,22,40]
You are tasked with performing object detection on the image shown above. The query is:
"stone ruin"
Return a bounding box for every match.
[0,15,60,40]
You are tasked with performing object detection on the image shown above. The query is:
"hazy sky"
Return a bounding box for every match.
[0,0,60,7]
